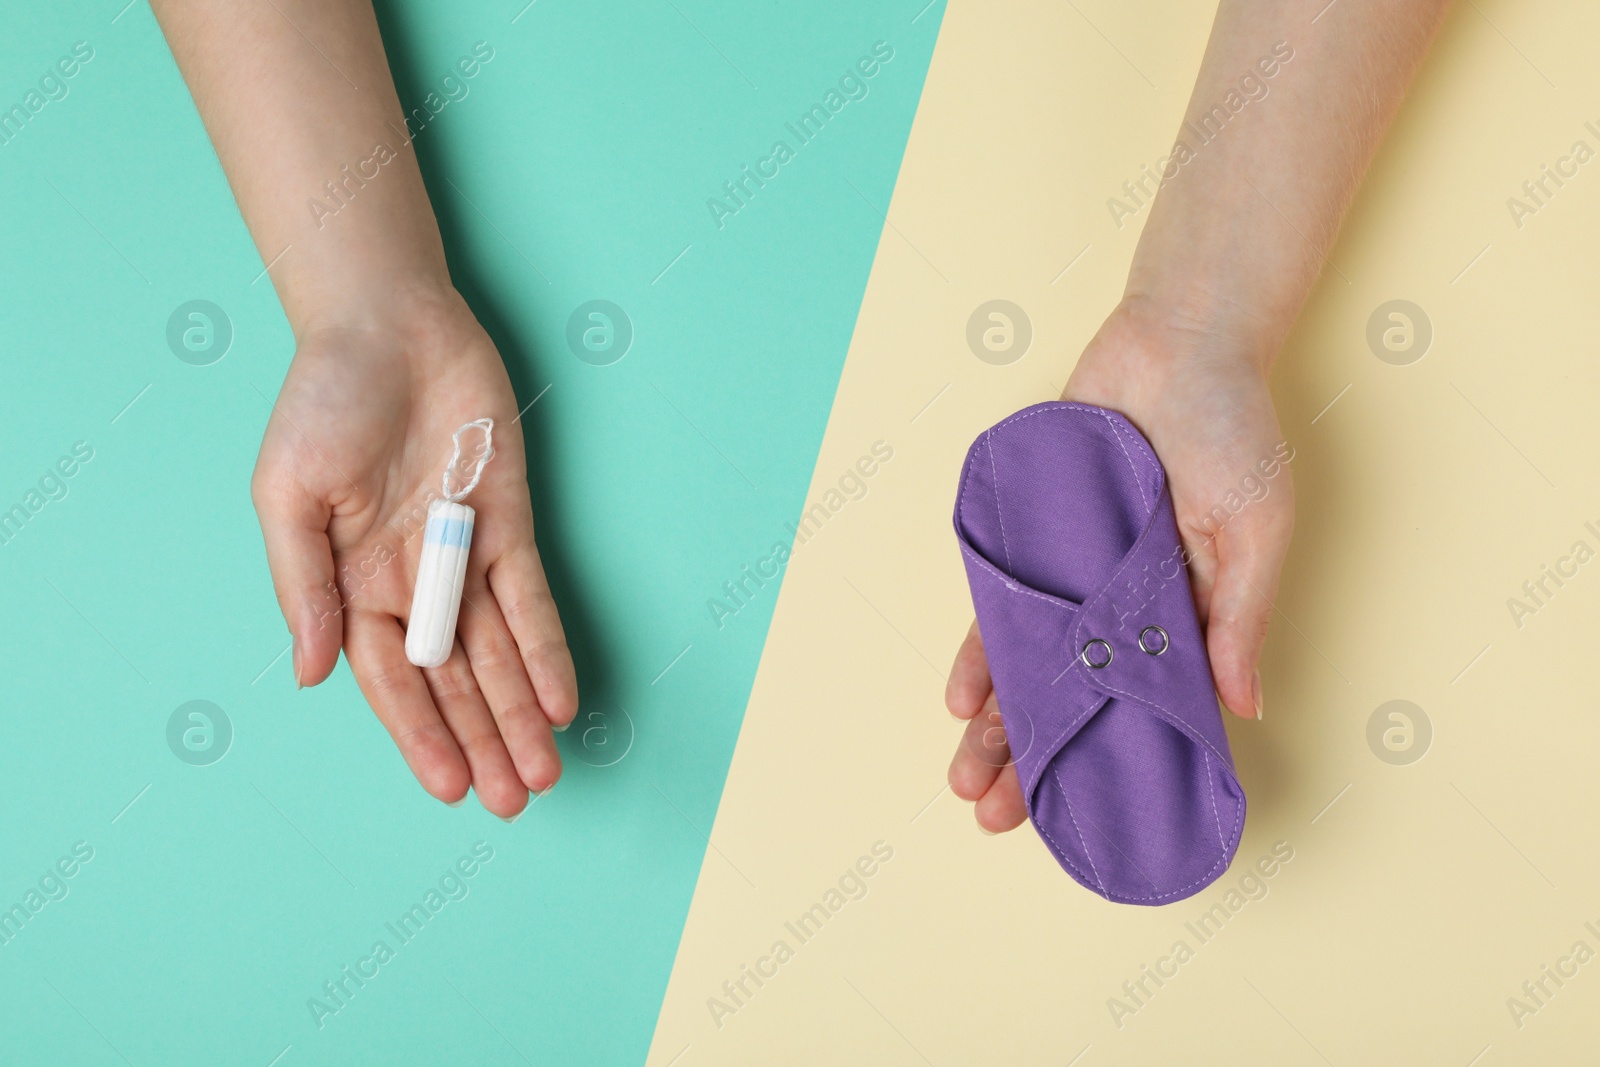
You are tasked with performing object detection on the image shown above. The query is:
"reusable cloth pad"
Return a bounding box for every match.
[953,401,1245,905]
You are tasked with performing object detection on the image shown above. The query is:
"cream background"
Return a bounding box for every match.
[649,1,1600,1063]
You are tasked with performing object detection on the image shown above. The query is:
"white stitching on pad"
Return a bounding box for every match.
[1034,820,1104,896]
[960,582,1244,902]
[1201,750,1227,850]
[1055,770,1107,894]
[1067,793,1167,894]
[956,431,1009,575]
[1072,671,1247,896]
[1097,410,1154,509]
[960,422,1235,768]
[961,405,1244,902]
[1033,760,1243,903]
[976,402,1158,511]
[959,542,1072,609]
[1091,669,1237,774]
[984,434,1015,575]
[960,403,1155,582]
[1074,607,1247,871]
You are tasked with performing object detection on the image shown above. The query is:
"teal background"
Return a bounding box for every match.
[0,1,941,1063]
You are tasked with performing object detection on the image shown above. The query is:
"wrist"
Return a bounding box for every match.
[287,279,484,374]
[1062,297,1285,447]
[267,164,454,335]
[1119,192,1322,374]
[277,250,454,331]
[288,273,460,343]
[1108,287,1282,380]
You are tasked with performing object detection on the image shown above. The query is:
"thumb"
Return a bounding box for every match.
[1204,501,1293,721]
[252,471,343,687]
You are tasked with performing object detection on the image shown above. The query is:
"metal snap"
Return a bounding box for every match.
[1080,638,1113,669]
[1138,625,1170,656]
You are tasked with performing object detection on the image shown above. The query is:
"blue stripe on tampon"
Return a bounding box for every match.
[424,514,473,548]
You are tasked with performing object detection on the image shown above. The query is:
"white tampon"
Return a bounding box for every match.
[406,419,494,669]
[406,500,475,667]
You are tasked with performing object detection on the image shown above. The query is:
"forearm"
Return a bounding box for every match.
[151,0,448,330]
[1126,0,1452,367]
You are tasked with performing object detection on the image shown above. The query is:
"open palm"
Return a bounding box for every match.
[252,290,577,818]
[946,304,1293,832]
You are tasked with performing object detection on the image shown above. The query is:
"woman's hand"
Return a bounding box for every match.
[253,286,577,818]
[149,2,587,817]
[944,300,1293,833]
[940,0,1450,836]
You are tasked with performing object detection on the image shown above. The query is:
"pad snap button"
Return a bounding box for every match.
[1080,638,1113,668]
[1138,625,1169,655]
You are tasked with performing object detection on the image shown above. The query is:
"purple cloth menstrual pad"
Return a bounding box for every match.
[954,401,1244,905]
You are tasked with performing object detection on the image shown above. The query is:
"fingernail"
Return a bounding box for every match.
[445,796,466,808]
[292,638,303,690]
[1252,670,1264,721]
[499,813,521,824]
[978,823,997,836]
[552,723,568,733]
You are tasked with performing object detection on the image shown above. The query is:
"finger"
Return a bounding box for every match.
[948,692,1010,801]
[944,619,992,720]
[975,763,1028,834]
[344,611,470,803]
[423,643,529,819]
[1206,503,1294,721]
[251,469,342,687]
[458,585,562,794]
[488,541,579,730]
[1177,523,1221,629]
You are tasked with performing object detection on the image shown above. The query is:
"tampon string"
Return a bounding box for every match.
[442,418,495,503]
[407,418,496,668]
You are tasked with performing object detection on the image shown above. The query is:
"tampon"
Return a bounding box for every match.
[405,500,475,668]
[406,418,495,669]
